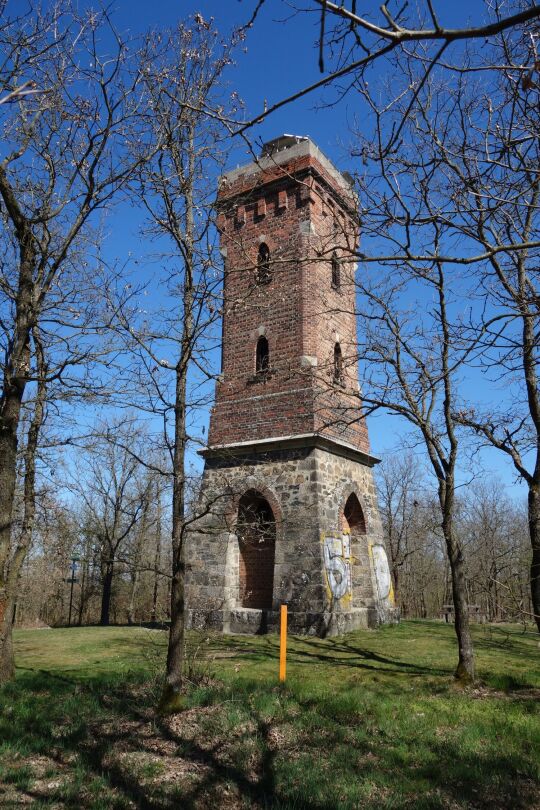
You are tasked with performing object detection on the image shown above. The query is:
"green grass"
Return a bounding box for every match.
[0,622,538,808]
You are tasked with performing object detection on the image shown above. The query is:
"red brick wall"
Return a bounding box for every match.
[208,149,370,454]
[239,531,275,609]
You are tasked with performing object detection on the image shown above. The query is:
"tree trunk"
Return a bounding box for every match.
[127,567,139,626]
[127,510,147,626]
[0,332,45,682]
[159,128,195,714]
[0,605,14,681]
[0,165,39,682]
[161,346,188,710]
[78,561,86,626]
[494,569,500,622]
[528,485,540,632]
[442,518,475,682]
[100,562,114,626]
[0,382,22,677]
[151,488,162,624]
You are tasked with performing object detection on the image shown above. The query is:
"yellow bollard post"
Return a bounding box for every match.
[279,603,287,682]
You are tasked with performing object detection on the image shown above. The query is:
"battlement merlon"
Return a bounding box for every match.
[216,135,358,217]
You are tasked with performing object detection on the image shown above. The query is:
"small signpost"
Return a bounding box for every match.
[279,603,287,682]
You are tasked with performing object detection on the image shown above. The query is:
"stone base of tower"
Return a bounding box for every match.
[188,606,383,636]
[185,437,398,638]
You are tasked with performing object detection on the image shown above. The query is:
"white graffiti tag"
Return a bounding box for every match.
[371,544,392,600]
[323,535,352,601]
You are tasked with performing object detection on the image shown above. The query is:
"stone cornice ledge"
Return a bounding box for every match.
[199,433,380,467]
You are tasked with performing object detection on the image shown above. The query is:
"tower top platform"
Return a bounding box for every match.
[218,135,355,207]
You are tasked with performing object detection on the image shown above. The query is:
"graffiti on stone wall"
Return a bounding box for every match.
[322,532,352,605]
[370,543,394,604]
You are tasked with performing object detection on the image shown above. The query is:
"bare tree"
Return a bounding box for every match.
[0,2,156,680]
[114,16,242,710]
[238,1,540,134]
[377,452,431,606]
[444,44,540,630]
[459,482,531,623]
[126,488,151,627]
[14,493,76,627]
[377,468,531,624]
[338,20,540,630]
[354,254,478,679]
[270,4,538,678]
[70,425,150,626]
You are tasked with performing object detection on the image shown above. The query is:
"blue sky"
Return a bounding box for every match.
[111,0,489,145]
[80,0,529,499]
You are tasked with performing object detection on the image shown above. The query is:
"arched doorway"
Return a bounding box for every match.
[237,490,276,609]
[343,492,366,536]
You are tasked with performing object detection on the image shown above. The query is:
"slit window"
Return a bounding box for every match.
[257,243,272,284]
[256,336,270,373]
[333,342,343,385]
[331,253,341,289]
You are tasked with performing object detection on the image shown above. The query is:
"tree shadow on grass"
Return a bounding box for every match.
[0,669,276,809]
[0,670,158,808]
[293,635,451,676]
[211,633,451,679]
[0,668,357,808]
[1,656,538,809]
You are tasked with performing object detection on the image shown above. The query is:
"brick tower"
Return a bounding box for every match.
[186,135,396,635]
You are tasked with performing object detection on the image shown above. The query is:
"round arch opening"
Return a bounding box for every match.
[237,490,276,609]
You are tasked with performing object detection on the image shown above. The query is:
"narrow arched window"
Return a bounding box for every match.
[256,336,270,373]
[333,342,343,385]
[257,243,271,284]
[331,252,341,289]
[343,493,366,536]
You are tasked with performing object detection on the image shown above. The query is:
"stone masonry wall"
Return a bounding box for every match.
[185,445,391,636]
